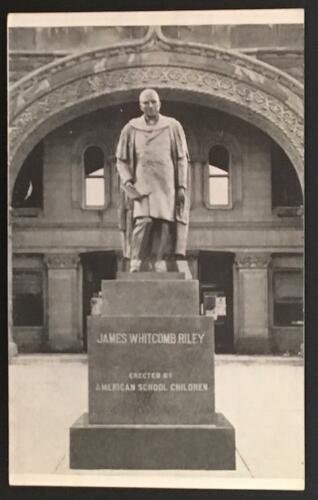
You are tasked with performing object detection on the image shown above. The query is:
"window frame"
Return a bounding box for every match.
[82,143,111,210]
[204,144,232,210]
[12,255,47,331]
[272,268,304,328]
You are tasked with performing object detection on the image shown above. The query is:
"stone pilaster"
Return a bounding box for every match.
[114,251,126,273]
[187,251,199,280]
[45,253,82,352]
[234,252,271,353]
[191,160,204,209]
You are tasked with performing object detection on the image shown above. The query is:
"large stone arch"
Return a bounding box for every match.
[9,26,304,195]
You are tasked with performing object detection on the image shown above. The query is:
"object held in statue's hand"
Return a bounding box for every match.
[123,181,149,200]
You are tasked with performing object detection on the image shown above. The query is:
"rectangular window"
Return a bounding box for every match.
[84,146,105,207]
[209,167,229,205]
[208,144,230,207]
[85,169,105,206]
[13,270,43,326]
[273,270,303,327]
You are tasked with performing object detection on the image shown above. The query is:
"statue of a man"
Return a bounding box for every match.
[116,89,190,272]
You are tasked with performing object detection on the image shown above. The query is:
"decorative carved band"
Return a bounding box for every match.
[235,253,271,269]
[9,66,303,165]
[45,253,80,269]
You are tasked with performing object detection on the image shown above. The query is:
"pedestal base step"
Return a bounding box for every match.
[101,279,199,316]
[70,412,235,470]
[116,272,185,280]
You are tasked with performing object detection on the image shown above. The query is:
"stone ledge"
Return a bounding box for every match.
[10,353,304,365]
[116,272,185,280]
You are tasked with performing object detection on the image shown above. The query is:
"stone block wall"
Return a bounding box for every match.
[8,24,304,85]
[12,100,303,255]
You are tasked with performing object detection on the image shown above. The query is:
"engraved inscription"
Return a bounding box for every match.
[96,332,206,344]
[95,370,209,393]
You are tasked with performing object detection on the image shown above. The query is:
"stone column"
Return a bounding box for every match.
[115,250,127,273]
[8,209,18,361]
[45,253,82,352]
[234,252,271,354]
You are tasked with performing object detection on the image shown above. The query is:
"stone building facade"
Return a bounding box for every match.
[9,24,304,355]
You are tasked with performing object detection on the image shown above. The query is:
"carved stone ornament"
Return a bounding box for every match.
[45,253,80,269]
[9,26,304,191]
[235,253,271,269]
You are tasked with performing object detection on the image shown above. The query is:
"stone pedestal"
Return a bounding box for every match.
[70,272,235,469]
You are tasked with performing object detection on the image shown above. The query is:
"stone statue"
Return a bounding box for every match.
[116,89,191,273]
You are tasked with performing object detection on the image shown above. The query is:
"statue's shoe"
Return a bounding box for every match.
[176,259,192,279]
[154,260,167,273]
[130,259,141,272]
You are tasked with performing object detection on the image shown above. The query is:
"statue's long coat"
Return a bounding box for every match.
[116,114,191,258]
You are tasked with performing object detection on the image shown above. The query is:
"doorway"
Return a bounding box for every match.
[198,251,234,353]
[81,251,117,351]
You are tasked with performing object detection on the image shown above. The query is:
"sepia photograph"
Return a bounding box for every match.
[8,9,304,490]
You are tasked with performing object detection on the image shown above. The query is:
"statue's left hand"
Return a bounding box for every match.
[177,187,185,217]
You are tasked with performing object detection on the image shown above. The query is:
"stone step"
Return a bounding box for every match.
[117,272,185,280]
[101,279,199,316]
[70,412,236,470]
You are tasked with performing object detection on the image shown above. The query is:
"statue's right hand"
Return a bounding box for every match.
[124,180,145,200]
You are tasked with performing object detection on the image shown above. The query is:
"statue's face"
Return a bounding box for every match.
[139,90,161,119]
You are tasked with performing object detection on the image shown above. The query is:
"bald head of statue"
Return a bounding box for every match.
[139,88,161,122]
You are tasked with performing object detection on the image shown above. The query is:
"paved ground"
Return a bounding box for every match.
[9,355,304,490]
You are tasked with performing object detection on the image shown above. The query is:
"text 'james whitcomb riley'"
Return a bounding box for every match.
[96,332,206,345]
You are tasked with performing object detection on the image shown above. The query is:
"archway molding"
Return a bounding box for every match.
[9,26,304,194]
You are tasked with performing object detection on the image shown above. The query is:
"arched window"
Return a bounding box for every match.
[84,146,105,207]
[12,142,43,211]
[208,145,230,206]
